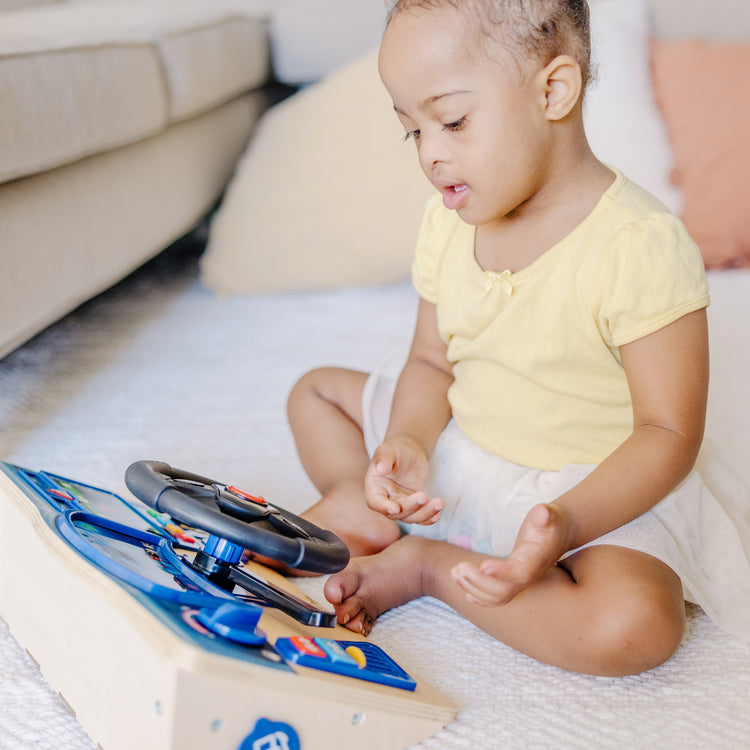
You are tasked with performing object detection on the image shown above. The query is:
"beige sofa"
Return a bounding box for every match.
[0,0,388,360]
[0,0,274,359]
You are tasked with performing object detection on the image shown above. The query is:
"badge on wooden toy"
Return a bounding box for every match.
[238,718,300,750]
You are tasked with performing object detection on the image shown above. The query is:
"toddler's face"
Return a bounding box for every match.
[379,6,551,228]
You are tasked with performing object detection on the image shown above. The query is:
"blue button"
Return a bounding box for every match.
[197,603,265,645]
[314,638,358,666]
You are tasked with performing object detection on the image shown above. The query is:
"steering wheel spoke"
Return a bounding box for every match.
[266,512,313,540]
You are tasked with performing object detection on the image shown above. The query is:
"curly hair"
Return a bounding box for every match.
[386,0,592,88]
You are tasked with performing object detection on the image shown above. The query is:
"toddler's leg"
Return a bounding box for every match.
[325,537,685,677]
[287,367,401,557]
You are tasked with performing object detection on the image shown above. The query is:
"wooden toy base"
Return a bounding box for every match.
[0,470,456,750]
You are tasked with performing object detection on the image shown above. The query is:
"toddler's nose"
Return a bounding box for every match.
[417,132,448,172]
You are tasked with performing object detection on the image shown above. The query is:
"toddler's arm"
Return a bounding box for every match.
[452,308,709,606]
[365,298,453,524]
[559,307,709,544]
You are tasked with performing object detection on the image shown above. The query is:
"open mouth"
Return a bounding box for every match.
[442,184,469,211]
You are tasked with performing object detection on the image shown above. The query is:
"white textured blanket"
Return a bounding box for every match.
[1,236,749,749]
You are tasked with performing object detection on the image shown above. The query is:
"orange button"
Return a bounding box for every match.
[228,486,267,505]
[289,636,326,658]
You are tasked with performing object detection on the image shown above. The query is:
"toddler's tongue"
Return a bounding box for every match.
[442,184,469,211]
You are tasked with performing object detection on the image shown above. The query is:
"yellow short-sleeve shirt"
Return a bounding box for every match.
[412,168,710,470]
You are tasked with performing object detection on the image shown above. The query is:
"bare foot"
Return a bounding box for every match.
[304,479,402,558]
[323,536,430,635]
[451,502,572,606]
[247,480,402,575]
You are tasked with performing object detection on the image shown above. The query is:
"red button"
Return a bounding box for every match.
[48,488,74,501]
[227,486,267,505]
[289,636,326,658]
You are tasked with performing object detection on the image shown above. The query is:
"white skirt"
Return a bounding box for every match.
[362,351,750,643]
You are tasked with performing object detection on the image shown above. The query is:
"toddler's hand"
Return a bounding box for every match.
[364,435,445,525]
[450,503,572,606]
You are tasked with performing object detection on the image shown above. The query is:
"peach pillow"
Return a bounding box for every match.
[651,39,750,269]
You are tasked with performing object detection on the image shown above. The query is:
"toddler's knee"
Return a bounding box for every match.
[591,588,685,676]
[287,367,331,416]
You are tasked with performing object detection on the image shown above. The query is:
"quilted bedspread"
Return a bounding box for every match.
[1,236,749,749]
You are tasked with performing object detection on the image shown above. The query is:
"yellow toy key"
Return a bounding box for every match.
[345,645,367,668]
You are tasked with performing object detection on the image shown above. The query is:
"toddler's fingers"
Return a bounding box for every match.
[450,564,496,605]
[400,495,444,525]
[451,561,516,606]
[393,489,427,513]
[375,495,403,517]
[478,557,519,581]
[364,479,403,516]
[370,443,398,477]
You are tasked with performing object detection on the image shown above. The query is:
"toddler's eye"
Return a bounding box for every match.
[443,117,467,132]
[403,129,421,142]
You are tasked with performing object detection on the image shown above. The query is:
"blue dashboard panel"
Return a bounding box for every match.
[0,462,290,671]
[56,511,230,607]
[15,467,202,547]
[2,461,418,692]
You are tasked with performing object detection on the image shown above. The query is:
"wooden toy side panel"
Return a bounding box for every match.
[0,473,181,749]
[172,664,452,750]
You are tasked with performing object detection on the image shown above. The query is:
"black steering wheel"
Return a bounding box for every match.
[124,460,349,574]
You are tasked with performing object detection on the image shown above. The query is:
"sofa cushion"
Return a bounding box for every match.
[0,14,165,183]
[157,13,270,121]
[0,93,262,359]
[200,48,432,295]
[0,1,269,183]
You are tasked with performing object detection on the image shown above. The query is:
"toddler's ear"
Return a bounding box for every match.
[540,55,583,120]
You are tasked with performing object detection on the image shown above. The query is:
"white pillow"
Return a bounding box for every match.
[201,0,680,295]
[201,49,434,295]
[585,0,682,213]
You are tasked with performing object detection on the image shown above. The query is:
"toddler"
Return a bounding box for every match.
[286,0,748,676]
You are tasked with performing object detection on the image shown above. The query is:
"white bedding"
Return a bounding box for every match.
[1,237,749,749]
